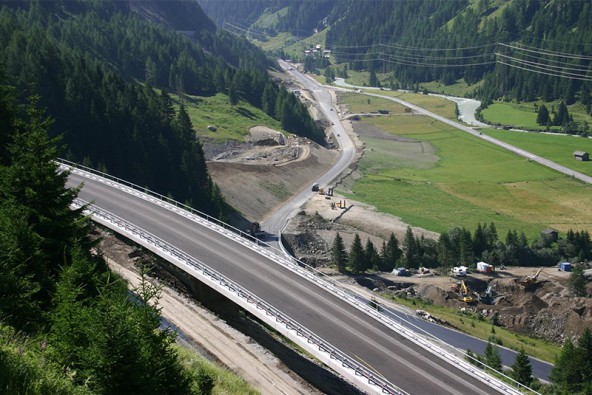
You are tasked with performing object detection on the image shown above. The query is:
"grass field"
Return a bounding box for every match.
[421,79,482,98]
[341,94,592,239]
[343,91,458,122]
[482,129,592,177]
[171,93,283,142]
[481,101,592,131]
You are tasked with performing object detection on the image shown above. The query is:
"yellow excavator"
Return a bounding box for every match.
[519,269,542,288]
[460,280,473,303]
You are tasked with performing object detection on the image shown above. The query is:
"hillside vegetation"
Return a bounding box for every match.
[0,78,259,394]
[200,0,592,127]
[0,0,324,219]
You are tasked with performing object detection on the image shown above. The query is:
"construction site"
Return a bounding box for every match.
[280,190,592,345]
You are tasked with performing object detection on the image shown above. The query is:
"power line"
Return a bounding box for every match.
[498,42,592,61]
[497,60,592,82]
[495,54,592,77]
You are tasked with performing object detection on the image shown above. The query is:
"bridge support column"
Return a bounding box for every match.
[188,278,240,319]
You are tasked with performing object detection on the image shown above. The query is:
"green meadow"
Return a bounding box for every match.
[481,101,592,131]
[172,93,283,142]
[482,129,592,177]
[341,94,592,238]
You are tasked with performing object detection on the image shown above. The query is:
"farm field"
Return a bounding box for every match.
[342,91,457,121]
[481,101,592,131]
[340,94,592,239]
[482,129,592,177]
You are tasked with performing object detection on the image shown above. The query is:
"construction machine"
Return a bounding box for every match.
[248,222,265,239]
[519,269,542,288]
[460,280,473,303]
[481,285,494,304]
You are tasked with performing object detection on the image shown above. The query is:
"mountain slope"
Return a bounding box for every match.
[199,0,592,114]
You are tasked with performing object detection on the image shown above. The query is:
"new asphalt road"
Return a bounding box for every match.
[68,172,504,394]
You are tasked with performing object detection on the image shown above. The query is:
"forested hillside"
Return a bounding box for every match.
[0,78,183,393]
[201,0,592,117]
[0,76,254,394]
[0,0,322,218]
[328,0,591,111]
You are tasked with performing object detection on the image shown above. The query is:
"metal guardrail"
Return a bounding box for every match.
[72,198,407,395]
[60,159,532,394]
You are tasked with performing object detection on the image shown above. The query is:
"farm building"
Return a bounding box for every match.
[542,228,558,242]
[574,151,589,161]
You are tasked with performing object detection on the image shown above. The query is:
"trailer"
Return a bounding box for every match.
[476,261,494,273]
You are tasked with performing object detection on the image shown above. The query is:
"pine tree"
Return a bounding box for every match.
[0,202,43,329]
[484,341,502,372]
[403,226,420,269]
[551,339,581,393]
[554,100,569,126]
[577,329,592,385]
[473,223,487,258]
[569,263,587,297]
[511,348,532,386]
[365,239,380,271]
[331,232,348,273]
[348,233,365,274]
[381,233,402,272]
[0,95,90,323]
[536,104,550,125]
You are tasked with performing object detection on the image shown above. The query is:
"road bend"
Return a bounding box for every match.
[68,172,502,394]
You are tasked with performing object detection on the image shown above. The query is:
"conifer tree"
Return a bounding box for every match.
[484,341,502,372]
[0,95,90,324]
[569,263,587,297]
[403,226,420,269]
[554,100,569,126]
[380,232,402,272]
[348,233,365,274]
[365,239,381,271]
[511,348,532,386]
[536,104,550,126]
[577,329,592,386]
[331,232,348,273]
[551,339,581,393]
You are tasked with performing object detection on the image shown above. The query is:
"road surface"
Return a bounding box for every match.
[261,60,357,236]
[262,63,553,380]
[68,172,502,395]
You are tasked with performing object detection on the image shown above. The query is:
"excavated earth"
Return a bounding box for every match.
[204,89,592,345]
[100,71,591,391]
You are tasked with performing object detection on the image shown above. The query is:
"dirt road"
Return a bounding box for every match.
[99,232,319,395]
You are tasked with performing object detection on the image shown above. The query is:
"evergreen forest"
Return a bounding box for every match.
[200,0,592,119]
[0,0,323,218]
[0,75,221,394]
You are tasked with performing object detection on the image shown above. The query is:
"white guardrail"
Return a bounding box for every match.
[59,159,531,395]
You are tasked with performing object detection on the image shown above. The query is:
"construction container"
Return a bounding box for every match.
[560,262,572,272]
[477,261,494,273]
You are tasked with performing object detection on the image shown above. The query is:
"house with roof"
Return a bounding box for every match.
[574,151,589,161]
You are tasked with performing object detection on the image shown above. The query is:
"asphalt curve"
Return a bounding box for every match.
[68,173,503,394]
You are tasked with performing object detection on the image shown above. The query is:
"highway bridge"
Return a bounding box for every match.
[64,162,524,395]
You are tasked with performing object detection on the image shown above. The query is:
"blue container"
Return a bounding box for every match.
[560,262,572,272]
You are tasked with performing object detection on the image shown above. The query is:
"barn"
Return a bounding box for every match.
[574,151,589,161]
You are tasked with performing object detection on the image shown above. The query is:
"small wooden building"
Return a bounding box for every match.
[574,151,589,161]
[542,228,558,242]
